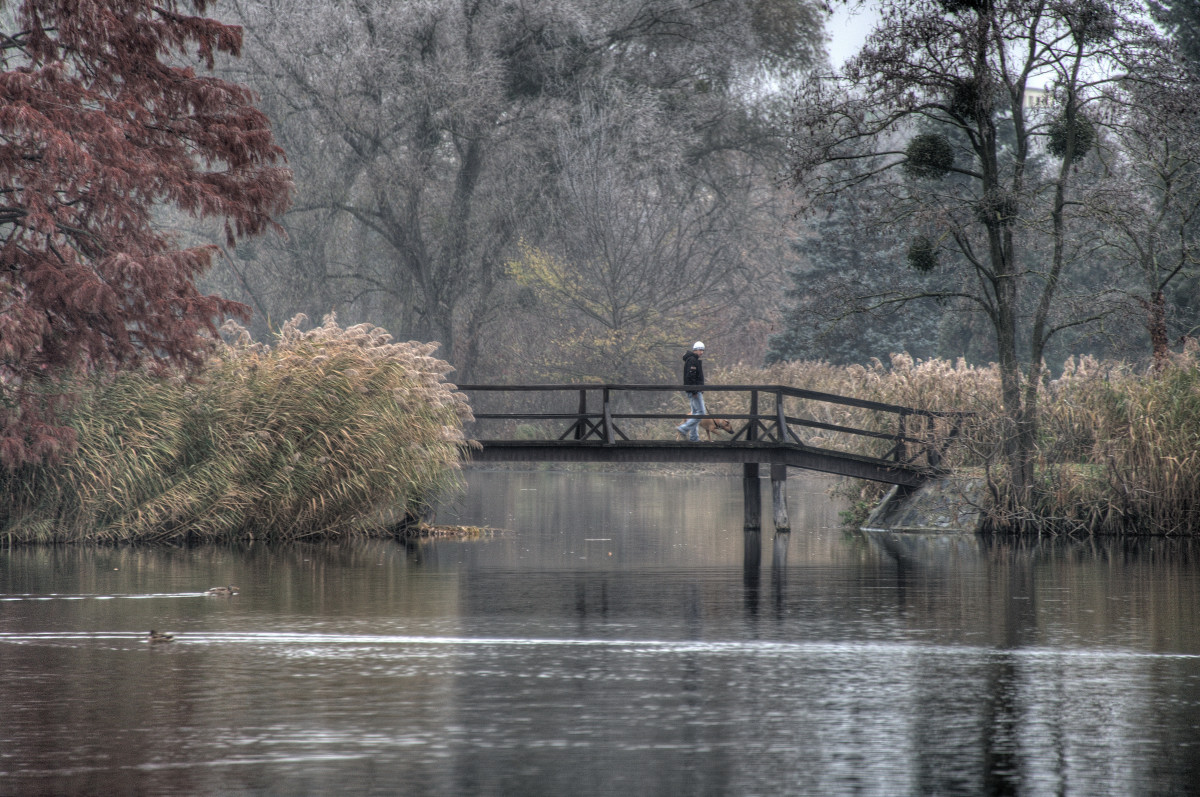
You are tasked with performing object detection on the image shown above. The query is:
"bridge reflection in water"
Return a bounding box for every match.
[457,383,969,530]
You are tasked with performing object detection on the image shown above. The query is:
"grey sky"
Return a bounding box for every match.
[826,1,881,67]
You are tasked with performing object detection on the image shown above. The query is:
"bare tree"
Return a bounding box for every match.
[1087,82,1200,366]
[790,0,1193,517]
[213,0,822,379]
[501,86,791,382]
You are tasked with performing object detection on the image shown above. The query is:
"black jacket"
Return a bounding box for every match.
[682,351,704,387]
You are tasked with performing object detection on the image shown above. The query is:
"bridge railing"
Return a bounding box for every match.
[456,384,970,469]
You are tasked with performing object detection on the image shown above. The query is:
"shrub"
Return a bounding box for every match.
[940,0,990,13]
[974,189,1019,226]
[0,314,474,543]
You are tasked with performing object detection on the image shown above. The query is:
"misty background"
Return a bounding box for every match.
[188,0,1199,384]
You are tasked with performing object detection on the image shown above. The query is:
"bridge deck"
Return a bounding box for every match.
[469,439,930,487]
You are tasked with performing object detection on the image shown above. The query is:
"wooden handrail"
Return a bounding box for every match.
[452,383,970,482]
[456,383,970,419]
[455,382,969,471]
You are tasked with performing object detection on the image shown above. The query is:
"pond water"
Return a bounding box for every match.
[2,468,1200,796]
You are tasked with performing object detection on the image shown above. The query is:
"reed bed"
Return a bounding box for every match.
[719,355,1000,463]
[1034,352,1200,534]
[0,314,474,544]
[713,350,1200,535]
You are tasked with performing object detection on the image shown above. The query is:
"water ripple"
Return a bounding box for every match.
[0,592,210,601]
[0,630,1197,661]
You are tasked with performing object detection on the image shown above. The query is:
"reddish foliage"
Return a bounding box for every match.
[0,0,291,467]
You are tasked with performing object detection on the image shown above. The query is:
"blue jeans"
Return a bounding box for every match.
[677,392,706,440]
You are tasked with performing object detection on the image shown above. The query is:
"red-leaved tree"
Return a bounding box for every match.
[0,0,291,466]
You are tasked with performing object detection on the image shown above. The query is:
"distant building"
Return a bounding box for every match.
[1023,86,1050,110]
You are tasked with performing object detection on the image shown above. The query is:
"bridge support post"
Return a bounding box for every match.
[743,528,761,616]
[770,463,790,532]
[743,463,761,529]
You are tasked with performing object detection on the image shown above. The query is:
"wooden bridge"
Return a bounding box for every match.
[457,383,968,530]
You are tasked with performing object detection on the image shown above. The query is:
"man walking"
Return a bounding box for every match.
[676,341,706,442]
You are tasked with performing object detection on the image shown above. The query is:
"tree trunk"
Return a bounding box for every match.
[996,304,1034,518]
[1142,290,1170,370]
[990,216,1034,520]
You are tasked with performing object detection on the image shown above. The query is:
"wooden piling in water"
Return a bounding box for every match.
[771,463,790,532]
[743,463,761,529]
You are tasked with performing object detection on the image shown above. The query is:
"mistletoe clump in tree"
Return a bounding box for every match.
[0,0,291,467]
[789,0,1195,522]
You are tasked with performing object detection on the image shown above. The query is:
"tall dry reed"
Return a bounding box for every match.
[718,355,1003,467]
[0,314,474,543]
[1032,351,1200,533]
[716,351,1200,534]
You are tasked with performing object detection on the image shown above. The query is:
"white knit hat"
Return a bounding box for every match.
[693,341,705,350]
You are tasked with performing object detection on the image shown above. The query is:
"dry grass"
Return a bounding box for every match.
[0,314,475,543]
[8,333,1200,538]
[715,350,1200,535]
[1032,350,1200,534]
[720,355,1001,463]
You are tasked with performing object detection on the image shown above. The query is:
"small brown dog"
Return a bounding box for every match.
[676,415,735,441]
[699,416,734,441]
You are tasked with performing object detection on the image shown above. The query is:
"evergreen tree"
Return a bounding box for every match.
[766,198,952,365]
[1151,1,1200,66]
[769,129,994,367]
